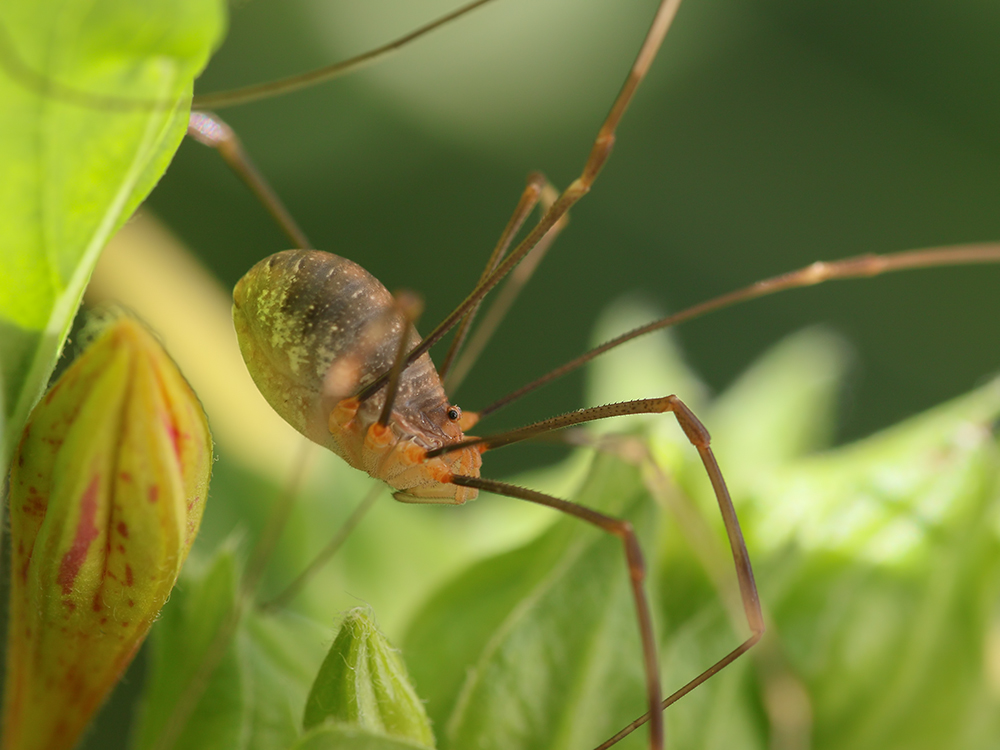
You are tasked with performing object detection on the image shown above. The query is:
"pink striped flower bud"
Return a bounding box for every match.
[2,317,211,750]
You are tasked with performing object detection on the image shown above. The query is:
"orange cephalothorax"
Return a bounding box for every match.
[326,391,482,504]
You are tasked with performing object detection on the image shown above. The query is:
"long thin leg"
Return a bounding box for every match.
[447,474,665,750]
[593,447,762,749]
[430,396,711,456]
[258,483,382,613]
[192,0,500,109]
[358,0,686,402]
[439,172,550,382]
[477,242,1000,418]
[188,111,312,249]
[445,180,565,395]
[377,291,425,425]
[434,395,765,748]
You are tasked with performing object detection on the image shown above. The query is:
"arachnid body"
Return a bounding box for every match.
[234,249,482,503]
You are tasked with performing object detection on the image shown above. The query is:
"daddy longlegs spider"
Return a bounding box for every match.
[155,1,1000,749]
[41,0,993,748]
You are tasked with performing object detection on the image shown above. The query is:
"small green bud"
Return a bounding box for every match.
[304,608,435,748]
[2,316,212,750]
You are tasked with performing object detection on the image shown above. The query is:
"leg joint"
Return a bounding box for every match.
[667,395,711,446]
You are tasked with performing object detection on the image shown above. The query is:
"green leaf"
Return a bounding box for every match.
[132,544,332,750]
[746,378,1000,559]
[758,380,1000,750]
[405,454,658,750]
[652,373,1000,750]
[0,0,226,466]
[303,608,434,747]
[131,544,246,750]
[242,612,338,750]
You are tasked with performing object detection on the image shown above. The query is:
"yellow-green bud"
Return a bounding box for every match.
[303,608,435,748]
[2,316,212,750]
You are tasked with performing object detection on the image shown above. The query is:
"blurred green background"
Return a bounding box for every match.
[5,1,996,747]
[147,0,1000,479]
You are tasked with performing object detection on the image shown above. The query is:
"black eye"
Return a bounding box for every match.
[447,407,460,421]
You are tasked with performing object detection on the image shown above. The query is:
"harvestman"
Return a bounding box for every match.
[184,0,1000,748]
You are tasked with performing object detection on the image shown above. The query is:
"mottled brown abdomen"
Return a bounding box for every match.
[233,250,464,469]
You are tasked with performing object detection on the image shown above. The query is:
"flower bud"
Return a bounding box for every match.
[303,608,435,748]
[2,316,212,750]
